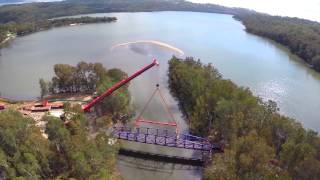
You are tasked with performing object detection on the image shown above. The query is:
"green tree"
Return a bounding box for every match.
[44,107,120,179]
[39,78,49,98]
[0,110,52,179]
[168,57,320,179]
[96,75,131,117]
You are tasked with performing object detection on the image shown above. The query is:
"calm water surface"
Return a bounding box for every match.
[1,11,320,179]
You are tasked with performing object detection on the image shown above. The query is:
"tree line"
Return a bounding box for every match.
[0,16,116,43]
[0,0,248,23]
[40,61,131,116]
[0,106,122,179]
[0,61,133,179]
[168,57,320,180]
[235,13,320,72]
[40,61,123,94]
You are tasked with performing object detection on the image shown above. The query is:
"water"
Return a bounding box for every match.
[1,11,320,179]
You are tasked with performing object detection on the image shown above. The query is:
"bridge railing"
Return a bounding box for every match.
[112,126,214,152]
[113,126,209,142]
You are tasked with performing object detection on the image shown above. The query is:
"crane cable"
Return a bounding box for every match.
[135,84,179,134]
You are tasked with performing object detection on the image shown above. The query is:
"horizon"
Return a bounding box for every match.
[0,0,319,22]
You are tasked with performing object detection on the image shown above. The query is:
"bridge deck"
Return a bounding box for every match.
[112,126,222,152]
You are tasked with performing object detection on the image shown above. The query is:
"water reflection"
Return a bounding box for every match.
[117,155,202,180]
[118,155,202,171]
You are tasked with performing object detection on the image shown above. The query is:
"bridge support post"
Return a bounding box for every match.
[136,128,140,142]
[144,133,147,143]
[155,129,159,144]
[126,131,129,140]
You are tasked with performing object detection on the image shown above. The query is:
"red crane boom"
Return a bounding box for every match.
[83,59,159,112]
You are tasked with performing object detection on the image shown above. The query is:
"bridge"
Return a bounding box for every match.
[112,126,223,165]
[77,59,223,165]
[112,126,223,152]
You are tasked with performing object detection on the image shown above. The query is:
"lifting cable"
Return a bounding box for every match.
[135,84,180,134]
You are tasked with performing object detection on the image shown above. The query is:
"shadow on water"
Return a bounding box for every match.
[117,154,203,180]
[118,155,202,171]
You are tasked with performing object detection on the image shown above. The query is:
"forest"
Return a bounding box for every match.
[0,62,131,179]
[40,61,131,116]
[0,108,122,179]
[0,16,116,43]
[235,13,320,72]
[0,0,247,23]
[168,57,320,180]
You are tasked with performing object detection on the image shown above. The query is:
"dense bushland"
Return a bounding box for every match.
[40,61,131,117]
[1,61,132,179]
[168,57,320,180]
[0,108,121,179]
[0,0,244,23]
[0,16,116,43]
[235,13,320,72]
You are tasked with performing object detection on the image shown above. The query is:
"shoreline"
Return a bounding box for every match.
[0,16,116,49]
[0,93,93,105]
[0,34,16,45]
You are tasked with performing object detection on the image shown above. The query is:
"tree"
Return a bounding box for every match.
[44,113,120,179]
[107,68,127,83]
[0,110,52,179]
[96,76,131,116]
[280,141,317,176]
[235,13,320,73]
[53,64,76,93]
[204,150,238,180]
[39,78,49,98]
[312,55,320,71]
[168,57,320,179]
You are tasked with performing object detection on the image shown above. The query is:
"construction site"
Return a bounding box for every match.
[0,94,92,138]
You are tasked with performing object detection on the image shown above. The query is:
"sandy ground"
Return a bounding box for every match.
[0,34,16,45]
[111,40,184,56]
[45,93,92,102]
[1,93,93,138]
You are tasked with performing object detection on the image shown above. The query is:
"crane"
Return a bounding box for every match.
[83,59,159,112]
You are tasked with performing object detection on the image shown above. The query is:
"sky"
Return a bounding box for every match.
[190,0,320,22]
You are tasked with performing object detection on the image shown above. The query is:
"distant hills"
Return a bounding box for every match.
[0,0,23,3]
[0,0,250,23]
[0,0,61,5]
